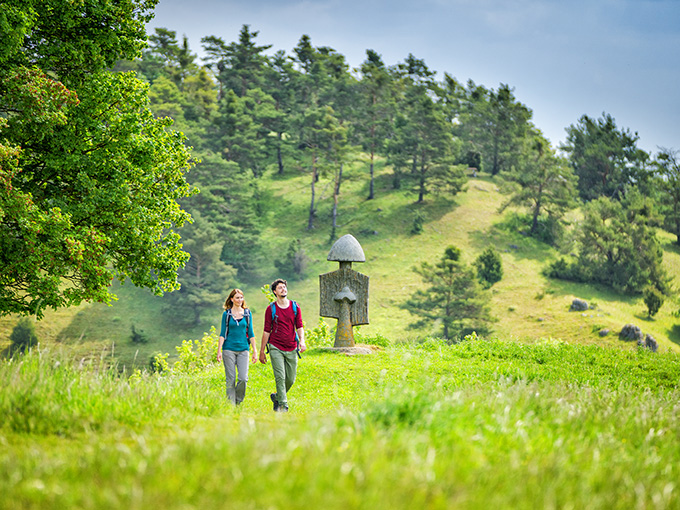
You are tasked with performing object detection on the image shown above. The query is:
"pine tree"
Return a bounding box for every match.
[405,247,493,340]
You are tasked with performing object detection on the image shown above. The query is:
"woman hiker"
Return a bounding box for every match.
[218,289,257,405]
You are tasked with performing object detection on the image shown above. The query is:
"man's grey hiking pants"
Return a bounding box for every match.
[269,345,298,407]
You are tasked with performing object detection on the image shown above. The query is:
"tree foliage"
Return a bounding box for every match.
[547,190,672,295]
[474,247,504,289]
[562,113,651,201]
[0,0,195,318]
[458,82,532,176]
[653,148,680,246]
[643,286,664,318]
[502,134,578,242]
[9,317,38,353]
[405,246,493,340]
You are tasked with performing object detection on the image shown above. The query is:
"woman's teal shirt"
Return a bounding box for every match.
[220,309,254,352]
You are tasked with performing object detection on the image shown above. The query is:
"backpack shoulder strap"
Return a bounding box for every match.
[225,309,232,338]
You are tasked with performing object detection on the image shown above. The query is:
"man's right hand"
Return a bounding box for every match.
[259,351,267,364]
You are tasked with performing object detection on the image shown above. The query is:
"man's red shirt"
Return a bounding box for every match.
[264,301,303,351]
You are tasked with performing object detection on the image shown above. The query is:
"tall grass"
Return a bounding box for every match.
[2,339,680,509]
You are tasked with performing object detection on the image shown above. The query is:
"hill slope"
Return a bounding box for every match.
[2,161,679,363]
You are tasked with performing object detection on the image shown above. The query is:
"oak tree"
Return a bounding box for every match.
[0,0,195,318]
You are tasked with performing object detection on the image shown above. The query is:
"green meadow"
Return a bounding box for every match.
[2,339,680,509]
[2,155,680,509]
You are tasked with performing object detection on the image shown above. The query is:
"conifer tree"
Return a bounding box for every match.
[405,247,493,340]
[653,148,680,246]
[166,213,237,325]
[502,134,578,242]
[562,113,651,201]
[358,50,395,199]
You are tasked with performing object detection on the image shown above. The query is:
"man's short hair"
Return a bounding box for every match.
[271,278,287,293]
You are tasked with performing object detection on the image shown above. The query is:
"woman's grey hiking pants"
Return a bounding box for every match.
[222,349,249,405]
[269,345,298,407]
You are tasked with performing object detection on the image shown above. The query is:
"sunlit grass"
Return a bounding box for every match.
[2,340,680,509]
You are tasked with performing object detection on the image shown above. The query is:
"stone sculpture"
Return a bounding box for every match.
[319,234,369,347]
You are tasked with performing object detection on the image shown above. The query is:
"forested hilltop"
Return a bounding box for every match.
[3,14,680,361]
[119,26,679,334]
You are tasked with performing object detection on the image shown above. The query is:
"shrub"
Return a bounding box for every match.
[130,324,149,344]
[355,331,390,347]
[643,286,664,317]
[306,318,333,348]
[149,352,169,373]
[474,247,503,289]
[173,327,219,374]
[152,328,219,376]
[544,257,588,282]
[10,318,38,353]
[410,210,425,235]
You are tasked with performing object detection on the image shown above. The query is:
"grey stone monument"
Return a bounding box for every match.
[319,234,369,347]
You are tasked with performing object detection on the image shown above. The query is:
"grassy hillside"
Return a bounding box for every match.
[2,160,680,363]
[2,340,680,509]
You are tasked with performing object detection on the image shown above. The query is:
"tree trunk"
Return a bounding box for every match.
[307,154,317,230]
[331,164,343,240]
[418,157,426,203]
[368,150,375,200]
[530,189,543,235]
[492,140,500,175]
[277,132,284,174]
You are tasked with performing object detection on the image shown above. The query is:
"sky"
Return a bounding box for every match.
[148,0,680,154]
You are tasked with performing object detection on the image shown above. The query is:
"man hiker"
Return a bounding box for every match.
[259,278,306,412]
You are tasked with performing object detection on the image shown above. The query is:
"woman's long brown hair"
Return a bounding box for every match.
[223,289,248,311]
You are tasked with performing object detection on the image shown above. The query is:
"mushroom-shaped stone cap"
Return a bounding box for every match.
[327,234,365,262]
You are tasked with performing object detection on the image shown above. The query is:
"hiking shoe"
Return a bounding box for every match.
[278,405,289,413]
[270,393,279,412]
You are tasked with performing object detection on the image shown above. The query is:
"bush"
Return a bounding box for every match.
[544,257,588,282]
[306,318,333,348]
[643,286,664,317]
[474,247,503,288]
[410,210,425,235]
[130,324,149,344]
[532,214,566,246]
[355,330,390,347]
[173,327,219,374]
[149,352,169,373]
[10,318,38,353]
[152,328,219,375]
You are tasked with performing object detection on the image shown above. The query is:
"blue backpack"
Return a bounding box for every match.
[269,301,301,358]
[225,308,251,340]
